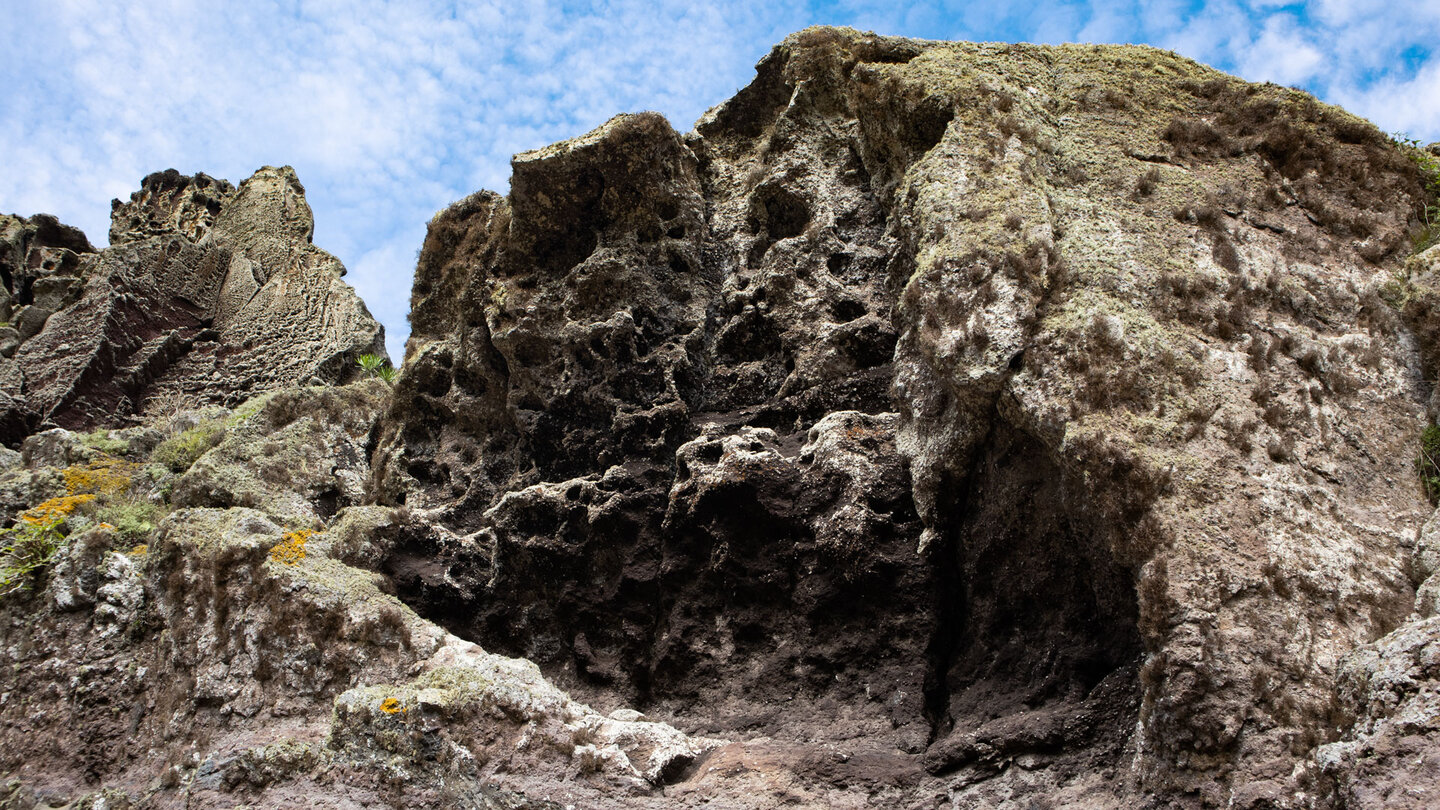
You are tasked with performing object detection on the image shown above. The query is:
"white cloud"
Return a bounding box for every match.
[1332,60,1440,142]
[1236,14,1324,86]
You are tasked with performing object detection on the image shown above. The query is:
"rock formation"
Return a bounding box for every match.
[0,167,386,446]
[2,25,1440,810]
[369,27,1439,808]
[0,382,714,810]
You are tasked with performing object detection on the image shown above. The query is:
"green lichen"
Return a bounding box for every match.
[95,497,166,544]
[78,429,130,457]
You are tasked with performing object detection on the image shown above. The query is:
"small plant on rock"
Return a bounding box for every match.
[357,353,398,385]
[357,353,385,375]
[79,429,129,457]
[96,497,166,545]
[1419,424,1440,504]
[0,494,95,596]
[151,419,226,473]
[1393,133,1440,252]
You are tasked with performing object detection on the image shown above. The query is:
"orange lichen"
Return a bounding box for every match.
[19,494,97,526]
[379,697,403,715]
[62,456,137,497]
[269,529,316,565]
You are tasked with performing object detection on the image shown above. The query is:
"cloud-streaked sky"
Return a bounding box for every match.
[4,0,1437,359]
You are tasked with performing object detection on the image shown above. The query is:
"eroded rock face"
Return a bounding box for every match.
[370,27,1435,807]
[2,24,1438,810]
[0,384,717,810]
[0,166,386,446]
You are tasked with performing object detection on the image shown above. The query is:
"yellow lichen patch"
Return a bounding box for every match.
[62,456,137,497]
[379,697,403,714]
[19,494,97,526]
[269,529,316,566]
[128,544,147,557]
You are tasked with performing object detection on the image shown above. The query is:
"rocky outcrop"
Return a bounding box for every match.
[0,384,717,809]
[370,27,1436,808]
[2,24,1439,810]
[0,167,386,446]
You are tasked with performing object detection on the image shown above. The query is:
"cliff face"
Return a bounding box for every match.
[370,27,1437,808]
[0,166,387,444]
[2,25,1440,810]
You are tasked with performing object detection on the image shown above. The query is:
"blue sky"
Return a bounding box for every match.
[4,0,1438,360]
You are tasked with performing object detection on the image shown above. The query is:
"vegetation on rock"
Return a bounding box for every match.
[356,353,398,384]
[150,419,225,472]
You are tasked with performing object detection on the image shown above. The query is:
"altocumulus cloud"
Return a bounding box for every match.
[2,0,1436,357]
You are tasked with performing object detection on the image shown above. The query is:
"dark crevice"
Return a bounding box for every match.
[921,475,968,743]
[921,415,1144,765]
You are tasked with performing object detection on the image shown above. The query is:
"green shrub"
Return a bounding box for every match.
[151,420,226,473]
[357,353,398,385]
[1419,424,1440,504]
[0,520,65,596]
[0,495,95,597]
[97,497,167,544]
[79,429,130,457]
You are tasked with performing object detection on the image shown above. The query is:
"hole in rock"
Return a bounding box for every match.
[747,185,811,240]
[831,298,867,323]
[856,42,922,65]
[315,489,340,520]
[904,95,955,156]
[381,401,1143,772]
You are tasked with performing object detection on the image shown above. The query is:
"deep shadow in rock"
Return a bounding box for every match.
[923,421,1144,772]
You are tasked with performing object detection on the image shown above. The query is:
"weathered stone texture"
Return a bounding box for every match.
[2,24,1440,810]
[0,166,385,446]
[0,384,716,810]
[370,27,1436,808]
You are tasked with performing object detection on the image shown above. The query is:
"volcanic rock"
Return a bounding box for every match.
[2,24,1440,810]
[0,166,386,446]
[0,382,717,809]
[370,27,1437,807]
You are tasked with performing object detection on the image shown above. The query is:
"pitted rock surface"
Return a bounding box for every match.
[0,166,385,445]
[0,384,718,810]
[2,24,1440,810]
[370,27,1438,807]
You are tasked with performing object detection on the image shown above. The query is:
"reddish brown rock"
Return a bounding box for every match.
[0,166,385,446]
